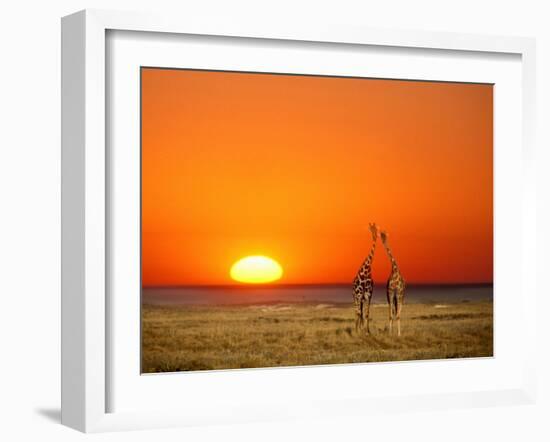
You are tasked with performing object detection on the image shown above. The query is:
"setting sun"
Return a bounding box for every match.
[230,256,283,284]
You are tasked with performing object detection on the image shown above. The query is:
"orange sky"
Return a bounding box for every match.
[141,68,493,286]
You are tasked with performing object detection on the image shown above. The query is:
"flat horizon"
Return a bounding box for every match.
[141,284,493,307]
[142,281,493,290]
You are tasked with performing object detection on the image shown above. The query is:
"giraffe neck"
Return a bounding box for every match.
[361,239,377,271]
[382,242,399,272]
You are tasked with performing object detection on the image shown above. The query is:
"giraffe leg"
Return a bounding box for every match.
[396,300,402,337]
[359,299,364,333]
[355,300,363,334]
[396,290,404,337]
[387,287,394,335]
[364,295,372,335]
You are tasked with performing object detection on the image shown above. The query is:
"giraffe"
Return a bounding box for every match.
[380,230,406,336]
[352,223,379,335]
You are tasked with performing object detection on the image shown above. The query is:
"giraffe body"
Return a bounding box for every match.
[352,223,378,334]
[386,267,405,336]
[380,231,406,336]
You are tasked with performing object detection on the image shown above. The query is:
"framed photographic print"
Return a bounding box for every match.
[140,67,494,373]
[61,9,537,432]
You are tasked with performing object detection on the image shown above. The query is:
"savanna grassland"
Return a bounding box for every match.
[141,301,493,373]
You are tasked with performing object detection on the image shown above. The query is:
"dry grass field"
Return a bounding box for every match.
[141,301,493,373]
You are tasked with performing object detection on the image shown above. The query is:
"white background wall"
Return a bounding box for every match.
[0,1,548,441]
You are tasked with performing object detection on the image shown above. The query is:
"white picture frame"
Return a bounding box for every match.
[61,9,537,433]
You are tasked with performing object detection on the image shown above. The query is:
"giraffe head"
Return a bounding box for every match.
[380,230,389,245]
[368,223,379,241]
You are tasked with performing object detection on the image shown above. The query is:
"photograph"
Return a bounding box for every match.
[140,67,493,373]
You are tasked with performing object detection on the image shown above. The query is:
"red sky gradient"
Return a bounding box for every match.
[141,68,493,286]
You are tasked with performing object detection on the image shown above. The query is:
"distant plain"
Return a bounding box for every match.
[141,285,493,373]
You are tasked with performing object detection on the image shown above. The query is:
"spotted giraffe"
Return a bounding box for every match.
[380,230,406,336]
[352,223,378,334]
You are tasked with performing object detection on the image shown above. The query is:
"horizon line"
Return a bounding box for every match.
[142,282,493,290]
